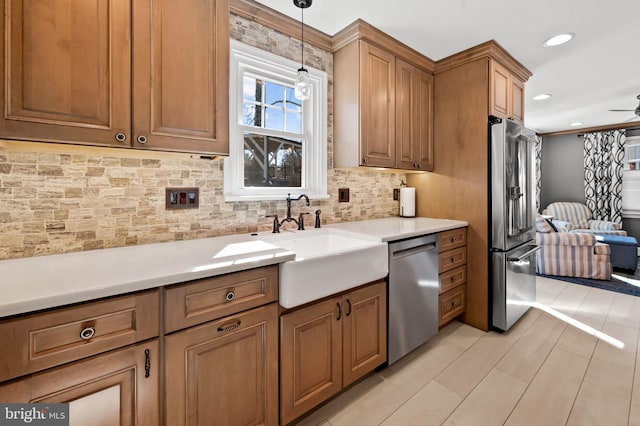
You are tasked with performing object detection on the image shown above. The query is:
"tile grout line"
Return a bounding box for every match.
[502,281,596,425]
[377,334,485,425]
[561,285,615,425]
[437,309,545,425]
[602,290,640,426]
[498,319,569,425]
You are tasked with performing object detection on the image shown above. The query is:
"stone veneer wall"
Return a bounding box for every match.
[0,14,404,261]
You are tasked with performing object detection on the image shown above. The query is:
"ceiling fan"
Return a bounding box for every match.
[608,94,640,121]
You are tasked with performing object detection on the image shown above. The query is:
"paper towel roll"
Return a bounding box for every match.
[400,187,415,217]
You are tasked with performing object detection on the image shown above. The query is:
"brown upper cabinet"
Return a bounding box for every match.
[0,0,229,155]
[333,20,434,171]
[489,59,525,124]
[396,59,434,171]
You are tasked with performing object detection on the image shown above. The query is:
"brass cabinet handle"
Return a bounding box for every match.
[144,349,151,378]
[80,326,95,340]
[217,321,241,333]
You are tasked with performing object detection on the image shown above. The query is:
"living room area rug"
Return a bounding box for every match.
[538,264,640,296]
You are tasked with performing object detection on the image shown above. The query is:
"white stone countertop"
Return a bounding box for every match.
[0,234,295,318]
[326,217,468,242]
[0,216,467,319]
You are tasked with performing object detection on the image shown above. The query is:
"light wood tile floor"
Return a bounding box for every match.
[294,276,640,425]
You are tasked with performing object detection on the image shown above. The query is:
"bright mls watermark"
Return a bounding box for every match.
[0,404,69,425]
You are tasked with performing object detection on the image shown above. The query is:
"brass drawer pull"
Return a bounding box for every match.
[79,326,95,340]
[217,321,241,333]
[144,349,151,378]
[225,291,235,302]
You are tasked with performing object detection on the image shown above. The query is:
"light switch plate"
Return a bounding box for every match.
[338,188,350,202]
[166,187,199,209]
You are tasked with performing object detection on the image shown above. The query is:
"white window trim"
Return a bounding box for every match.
[224,40,328,201]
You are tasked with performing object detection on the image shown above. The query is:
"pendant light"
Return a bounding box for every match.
[294,0,312,100]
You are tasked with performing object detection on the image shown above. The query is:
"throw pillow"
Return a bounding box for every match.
[535,214,555,233]
[552,220,572,232]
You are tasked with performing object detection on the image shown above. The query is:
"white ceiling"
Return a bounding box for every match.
[255,0,640,134]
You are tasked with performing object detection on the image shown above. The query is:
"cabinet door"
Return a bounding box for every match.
[0,340,159,425]
[342,281,387,387]
[489,60,510,119]
[510,77,525,123]
[132,0,229,154]
[280,297,342,425]
[396,59,415,169]
[0,0,131,147]
[413,67,434,171]
[360,41,396,167]
[396,60,433,171]
[165,303,278,426]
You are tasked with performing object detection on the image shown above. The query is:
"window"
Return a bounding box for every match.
[225,40,328,201]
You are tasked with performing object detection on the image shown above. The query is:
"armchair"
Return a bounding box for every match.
[542,202,627,236]
[535,214,612,280]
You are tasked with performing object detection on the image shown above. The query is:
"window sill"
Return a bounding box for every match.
[224,193,330,202]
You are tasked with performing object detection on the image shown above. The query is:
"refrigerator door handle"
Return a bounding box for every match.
[507,245,541,262]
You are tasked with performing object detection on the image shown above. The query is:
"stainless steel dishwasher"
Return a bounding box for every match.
[388,233,439,365]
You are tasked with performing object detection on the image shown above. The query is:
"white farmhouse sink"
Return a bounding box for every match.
[257,228,388,308]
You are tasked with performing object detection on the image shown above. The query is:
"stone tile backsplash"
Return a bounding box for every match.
[0,147,403,260]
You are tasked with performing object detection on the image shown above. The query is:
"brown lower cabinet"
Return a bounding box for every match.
[280,281,387,425]
[0,340,159,424]
[165,303,279,426]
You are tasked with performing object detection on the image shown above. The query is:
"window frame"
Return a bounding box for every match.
[224,40,328,201]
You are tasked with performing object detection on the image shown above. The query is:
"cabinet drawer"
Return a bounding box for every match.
[0,290,159,382]
[439,286,466,326]
[439,266,467,294]
[164,266,278,333]
[439,246,466,273]
[438,227,467,252]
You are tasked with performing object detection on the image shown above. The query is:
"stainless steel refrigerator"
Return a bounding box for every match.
[490,118,541,331]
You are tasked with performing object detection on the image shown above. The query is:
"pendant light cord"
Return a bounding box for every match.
[300,7,305,69]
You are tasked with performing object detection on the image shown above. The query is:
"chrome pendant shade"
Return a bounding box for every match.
[294,0,312,100]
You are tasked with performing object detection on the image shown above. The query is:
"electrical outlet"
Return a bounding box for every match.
[166,187,199,210]
[338,188,350,202]
[393,188,400,201]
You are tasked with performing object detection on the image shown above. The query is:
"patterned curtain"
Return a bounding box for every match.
[535,134,543,212]
[583,130,626,223]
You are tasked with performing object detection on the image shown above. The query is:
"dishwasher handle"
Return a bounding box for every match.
[391,242,437,260]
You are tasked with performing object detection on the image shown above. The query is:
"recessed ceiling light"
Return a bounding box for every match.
[542,33,574,47]
[533,94,552,101]
[570,122,583,127]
